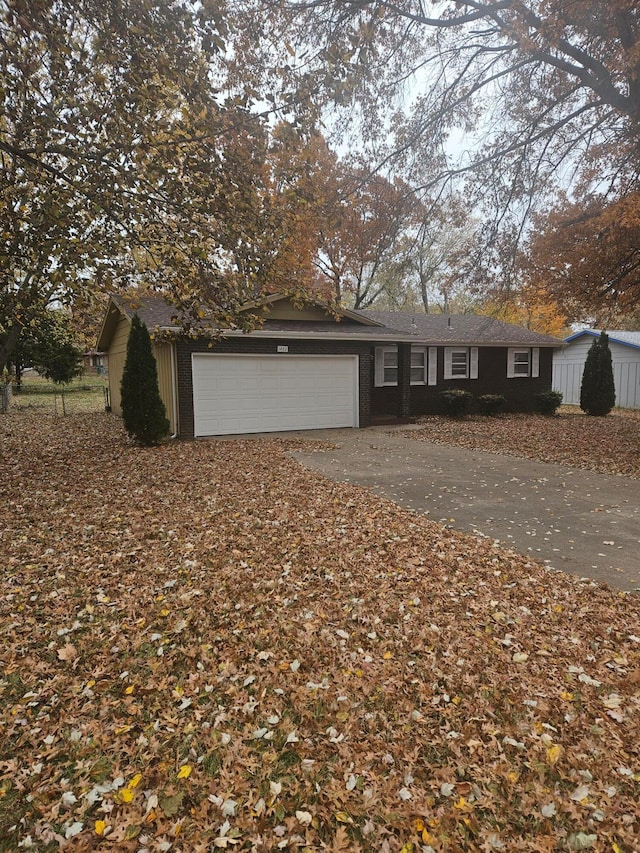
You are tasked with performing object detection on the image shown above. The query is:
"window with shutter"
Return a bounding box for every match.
[507,348,538,378]
[374,346,399,386]
[444,347,479,380]
[410,346,427,385]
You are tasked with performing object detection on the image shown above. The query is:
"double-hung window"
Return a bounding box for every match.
[412,346,438,385]
[444,347,478,380]
[410,347,427,385]
[507,347,539,378]
[375,346,398,386]
[375,345,439,386]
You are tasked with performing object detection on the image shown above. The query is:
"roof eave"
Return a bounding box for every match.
[220,330,560,346]
[564,329,640,350]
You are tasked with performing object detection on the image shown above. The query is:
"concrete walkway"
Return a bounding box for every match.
[291,425,640,592]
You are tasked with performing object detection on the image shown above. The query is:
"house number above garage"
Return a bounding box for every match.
[277,345,289,353]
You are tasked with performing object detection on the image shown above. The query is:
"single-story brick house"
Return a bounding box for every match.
[97,294,561,437]
[553,329,640,410]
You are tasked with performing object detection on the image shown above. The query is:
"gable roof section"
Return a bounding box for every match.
[564,329,640,351]
[255,293,384,327]
[97,293,384,350]
[362,311,561,346]
[98,293,563,349]
[97,294,181,350]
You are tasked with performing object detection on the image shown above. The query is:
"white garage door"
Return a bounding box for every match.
[192,354,359,436]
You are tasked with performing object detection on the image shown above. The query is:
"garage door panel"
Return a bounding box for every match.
[192,354,358,436]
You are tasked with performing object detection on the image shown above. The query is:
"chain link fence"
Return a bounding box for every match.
[6,374,108,415]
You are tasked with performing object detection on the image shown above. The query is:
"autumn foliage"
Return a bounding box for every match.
[525,195,640,322]
[1,411,639,850]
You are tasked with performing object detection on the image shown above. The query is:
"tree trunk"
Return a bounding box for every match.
[419,278,430,313]
[0,326,21,375]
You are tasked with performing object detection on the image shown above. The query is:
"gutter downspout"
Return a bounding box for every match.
[170,341,178,439]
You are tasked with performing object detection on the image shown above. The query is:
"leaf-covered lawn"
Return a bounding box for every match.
[1,412,639,852]
[408,410,640,479]
[11,375,107,415]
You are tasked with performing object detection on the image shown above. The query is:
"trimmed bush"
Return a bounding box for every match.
[534,390,563,415]
[477,394,506,416]
[440,388,473,418]
[121,314,170,446]
[580,332,616,416]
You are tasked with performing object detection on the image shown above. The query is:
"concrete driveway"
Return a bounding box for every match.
[291,425,640,592]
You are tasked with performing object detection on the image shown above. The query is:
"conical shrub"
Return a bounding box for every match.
[579,331,616,416]
[121,314,170,445]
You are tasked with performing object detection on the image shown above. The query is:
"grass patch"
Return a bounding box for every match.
[10,373,107,414]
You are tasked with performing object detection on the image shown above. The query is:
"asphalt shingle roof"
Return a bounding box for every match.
[112,294,182,329]
[108,295,561,346]
[361,310,561,345]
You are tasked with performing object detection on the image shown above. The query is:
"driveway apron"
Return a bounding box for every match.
[291,426,640,592]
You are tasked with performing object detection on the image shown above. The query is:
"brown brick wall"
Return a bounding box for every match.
[176,337,374,439]
[409,346,554,415]
[175,338,555,437]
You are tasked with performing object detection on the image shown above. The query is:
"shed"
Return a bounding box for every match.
[553,330,640,409]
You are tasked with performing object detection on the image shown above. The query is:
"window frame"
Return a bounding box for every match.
[410,345,428,385]
[507,347,540,378]
[444,347,478,380]
[374,345,399,387]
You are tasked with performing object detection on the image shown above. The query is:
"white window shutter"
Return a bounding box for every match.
[428,347,437,386]
[374,347,384,387]
[470,347,478,379]
[507,348,515,378]
[444,348,453,380]
[532,347,540,378]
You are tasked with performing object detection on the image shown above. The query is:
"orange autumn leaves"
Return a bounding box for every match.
[1,411,639,850]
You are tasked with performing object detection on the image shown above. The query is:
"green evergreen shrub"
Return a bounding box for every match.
[477,394,506,416]
[534,390,563,415]
[120,314,170,446]
[440,388,473,418]
[579,332,616,416]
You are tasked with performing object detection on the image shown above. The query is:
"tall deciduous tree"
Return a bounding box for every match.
[0,0,290,375]
[524,194,640,320]
[476,285,569,337]
[406,200,478,314]
[264,128,430,309]
[240,1,640,308]
[318,164,422,308]
[4,309,84,389]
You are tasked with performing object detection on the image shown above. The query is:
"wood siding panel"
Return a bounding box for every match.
[553,360,583,405]
[153,341,177,435]
[107,317,131,415]
[107,320,177,429]
[613,359,640,409]
[610,341,640,409]
[252,299,356,322]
